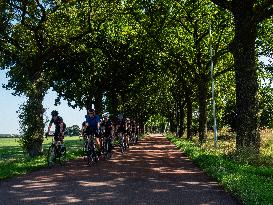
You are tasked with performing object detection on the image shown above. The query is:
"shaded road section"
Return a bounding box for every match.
[0,134,241,205]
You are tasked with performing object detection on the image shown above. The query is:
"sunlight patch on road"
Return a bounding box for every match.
[12,182,58,189]
[184,181,200,185]
[78,181,113,187]
[12,184,24,188]
[78,177,126,188]
[22,196,51,201]
[64,195,82,203]
[151,166,201,174]
[89,192,115,200]
[25,182,58,189]
[152,188,169,193]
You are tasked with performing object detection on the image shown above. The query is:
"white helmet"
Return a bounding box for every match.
[102,112,109,118]
[117,113,124,120]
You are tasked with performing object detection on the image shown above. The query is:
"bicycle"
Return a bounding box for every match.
[85,133,99,166]
[80,134,88,160]
[46,133,67,168]
[100,126,113,160]
[117,132,127,154]
[131,132,138,145]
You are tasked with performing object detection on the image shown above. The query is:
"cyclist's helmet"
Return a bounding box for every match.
[102,112,109,118]
[51,110,58,116]
[117,113,124,121]
[87,108,95,114]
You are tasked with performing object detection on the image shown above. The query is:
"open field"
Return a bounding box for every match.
[0,136,83,180]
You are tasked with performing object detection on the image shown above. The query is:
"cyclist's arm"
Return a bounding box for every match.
[81,123,88,136]
[47,122,53,133]
[110,123,114,136]
[60,122,64,133]
[96,115,100,129]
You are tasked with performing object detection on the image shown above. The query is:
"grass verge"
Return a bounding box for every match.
[0,134,145,180]
[0,136,83,180]
[166,133,273,205]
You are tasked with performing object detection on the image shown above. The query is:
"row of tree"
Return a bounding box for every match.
[0,0,272,156]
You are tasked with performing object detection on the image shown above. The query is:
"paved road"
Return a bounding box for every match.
[0,134,241,205]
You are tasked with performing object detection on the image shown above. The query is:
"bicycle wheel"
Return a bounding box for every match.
[135,134,138,144]
[59,146,67,166]
[120,139,125,154]
[82,141,87,160]
[47,144,56,168]
[132,133,137,144]
[105,140,112,159]
[87,150,98,166]
[87,144,98,166]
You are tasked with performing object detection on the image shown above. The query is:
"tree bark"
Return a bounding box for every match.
[169,111,177,133]
[179,100,186,138]
[231,8,260,152]
[94,88,103,115]
[186,93,193,140]
[20,80,45,157]
[198,75,208,143]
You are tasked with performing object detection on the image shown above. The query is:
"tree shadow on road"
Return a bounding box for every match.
[0,135,241,205]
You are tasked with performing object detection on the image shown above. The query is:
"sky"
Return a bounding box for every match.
[0,70,86,134]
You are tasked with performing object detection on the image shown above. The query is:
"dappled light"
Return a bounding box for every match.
[0,134,240,205]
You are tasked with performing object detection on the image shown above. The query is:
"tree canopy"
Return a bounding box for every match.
[1,0,273,156]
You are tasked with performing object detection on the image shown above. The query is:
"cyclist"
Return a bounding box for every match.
[115,113,129,148]
[100,112,113,135]
[85,108,101,152]
[100,112,113,152]
[81,121,88,146]
[125,118,131,147]
[130,119,138,144]
[47,110,66,150]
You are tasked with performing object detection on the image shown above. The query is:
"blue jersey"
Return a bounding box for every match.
[85,114,100,128]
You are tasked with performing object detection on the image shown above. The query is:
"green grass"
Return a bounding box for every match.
[0,136,84,180]
[166,133,273,205]
[0,134,145,180]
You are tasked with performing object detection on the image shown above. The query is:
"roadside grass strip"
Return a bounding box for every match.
[0,136,83,180]
[167,134,273,205]
[0,134,145,180]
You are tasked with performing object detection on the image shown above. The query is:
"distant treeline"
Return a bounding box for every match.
[0,134,21,138]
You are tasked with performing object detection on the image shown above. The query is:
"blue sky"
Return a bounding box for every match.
[0,70,86,134]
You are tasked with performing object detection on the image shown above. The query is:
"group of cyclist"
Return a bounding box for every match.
[46,108,140,159]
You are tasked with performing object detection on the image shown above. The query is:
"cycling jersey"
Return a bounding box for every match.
[100,120,112,135]
[85,115,100,128]
[49,116,66,141]
[49,116,66,132]
[116,119,126,133]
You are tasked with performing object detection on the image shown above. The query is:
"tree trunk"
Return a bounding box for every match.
[110,91,119,116]
[186,93,193,140]
[86,96,94,110]
[179,101,186,138]
[94,89,103,115]
[198,75,208,143]
[231,9,260,153]
[19,81,45,157]
[176,99,181,137]
[169,111,177,133]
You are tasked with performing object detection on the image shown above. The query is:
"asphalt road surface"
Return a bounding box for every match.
[0,134,241,205]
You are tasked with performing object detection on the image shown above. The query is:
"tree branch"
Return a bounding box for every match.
[210,0,233,11]
[256,4,273,22]
[214,64,234,79]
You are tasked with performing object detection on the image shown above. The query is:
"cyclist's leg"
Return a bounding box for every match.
[54,132,59,143]
[125,131,129,147]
